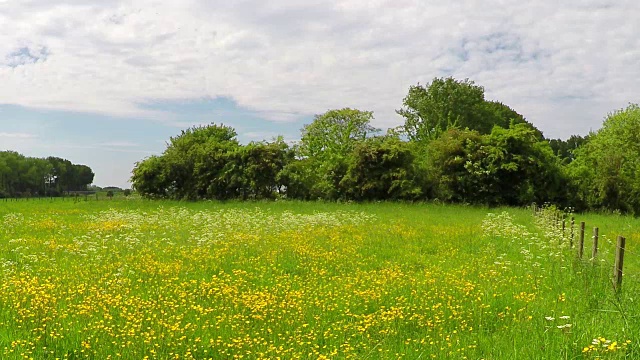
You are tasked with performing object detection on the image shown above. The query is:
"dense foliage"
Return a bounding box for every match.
[131,125,291,200]
[397,78,541,142]
[548,135,589,164]
[568,104,640,213]
[0,152,94,197]
[131,77,640,214]
[425,125,565,206]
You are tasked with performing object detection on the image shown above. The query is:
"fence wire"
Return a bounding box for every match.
[532,204,639,292]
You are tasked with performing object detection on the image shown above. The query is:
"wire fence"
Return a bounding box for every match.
[531,203,640,293]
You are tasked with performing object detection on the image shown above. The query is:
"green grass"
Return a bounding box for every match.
[0,199,638,359]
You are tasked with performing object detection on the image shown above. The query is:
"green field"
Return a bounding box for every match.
[0,200,638,359]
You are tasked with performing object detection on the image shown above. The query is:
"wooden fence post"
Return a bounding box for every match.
[592,227,599,260]
[613,236,626,292]
[578,221,585,257]
[562,219,566,244]
[570,217,575,246]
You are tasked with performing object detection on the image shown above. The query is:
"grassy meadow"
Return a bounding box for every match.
[0,199,638,359]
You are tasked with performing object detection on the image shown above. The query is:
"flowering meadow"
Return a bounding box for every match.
[0,200,638,359]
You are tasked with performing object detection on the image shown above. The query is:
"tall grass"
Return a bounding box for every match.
[0,199,637,359]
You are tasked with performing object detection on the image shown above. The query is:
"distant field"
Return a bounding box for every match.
[0,200,638,359]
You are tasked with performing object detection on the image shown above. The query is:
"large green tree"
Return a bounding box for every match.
[130,155,170,198]
[425,128,486,203]
[426,124,564,206]
[299,108,379,159]
[131,123,292,201]
[483,101,543,139]
[287,108,380,200]
[398,77,542,142]
[0,152,92,197]
[482,125,564,205]
[222,138,292,200]
[569,104,640,213]
[548,134,589,164]
[398,78,489,142]
[164,124,240,200]
[340,135,422,200]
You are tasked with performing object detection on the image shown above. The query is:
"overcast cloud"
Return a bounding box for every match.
[1,1,639,186]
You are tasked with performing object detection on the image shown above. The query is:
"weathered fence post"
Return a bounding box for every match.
[562,219,566,244]
[570,217,575,246]
[578,221,585,257]
[592,227,599,260]
[613,236,626,292]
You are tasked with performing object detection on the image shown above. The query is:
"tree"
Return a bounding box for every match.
[0,153,93,197]
[212,137,292,200]
[299,108,380,160]
[425,128,486,203]
[569,104,640,213]
[131,123,293,201]
[163,123,240,200]
[548,134,589,164]
[234,138,292,199]
[278,158,318,200]
[26,158,53,196]
[131,155,170,198]
[398,78,489,142]
[340,136,422,200]
[72,165,95,191]
[398,78,543,143]
[47,157,74,193]
[287,108,380,200]
[426,124,565,206]
[0,155,9,197]
[481,124,564,205]
[483,101,544,139]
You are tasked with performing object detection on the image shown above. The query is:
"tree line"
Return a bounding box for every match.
[131,77,640,214]
[0,151,95,197]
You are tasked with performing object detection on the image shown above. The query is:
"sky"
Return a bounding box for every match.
[1,1,639,188]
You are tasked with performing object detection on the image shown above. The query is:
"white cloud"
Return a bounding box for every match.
[1,0,639,138]
[48,143,156,155]
[0,132,38,138]
[242,131,281,141]
[99,141,140,148]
